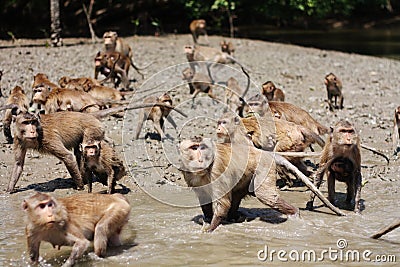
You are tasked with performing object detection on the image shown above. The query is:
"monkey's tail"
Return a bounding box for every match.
[360,144,390,164]
[91,103,188,119]
[273,153,346,216]
[371,218,400,239]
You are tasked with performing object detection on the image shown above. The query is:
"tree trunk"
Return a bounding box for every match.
[50,0,62,47]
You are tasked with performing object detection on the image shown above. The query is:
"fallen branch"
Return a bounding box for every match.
[371,218,400,239]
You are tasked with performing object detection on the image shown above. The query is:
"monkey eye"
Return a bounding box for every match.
[190,145,199,150]
[39,203,46,209]
[199,144,208,150]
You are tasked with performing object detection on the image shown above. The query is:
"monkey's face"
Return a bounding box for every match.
[103,31,118,49]
[184,45,195,55]
[324,73,338,88]
[179,139,215,172]
[216,119,230,140]
[262,83,275,94]
[244,101,265,116]
[15,113,40,141]
[32,86,50,104]
[83,143,100,158]
[23,196,58,227]
[333,125,359,146]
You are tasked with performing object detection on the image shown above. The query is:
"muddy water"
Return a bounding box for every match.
[1,176,399,266]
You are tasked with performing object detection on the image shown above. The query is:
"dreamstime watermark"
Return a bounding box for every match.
[257,238,397,263]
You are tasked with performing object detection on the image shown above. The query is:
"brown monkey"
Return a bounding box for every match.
[217,113,324,176]
[103,31,145,79]
[244,94,329,136]
[393,106,400,156]
[307,120,362,213]
[182,67,217,104]
[22,192,130,267]
[220,40,235,56]
[179,136,299,231]
[7,110,105,193]
[189,19,209,44]
[94,51,131,90]
[135,93,177,141]
[184,45,247,68]
[3,86,29,144]
[324,73,344,110]
[80,139,126,194]
[225,77,244,116]
[32,86,101,114]
[59,76,101,91]
[261,81,285,102]
[32,73,59,91]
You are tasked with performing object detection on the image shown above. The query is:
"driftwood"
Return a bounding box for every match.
[371,218,400,239]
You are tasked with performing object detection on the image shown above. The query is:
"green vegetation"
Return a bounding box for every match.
[0,0,398,38]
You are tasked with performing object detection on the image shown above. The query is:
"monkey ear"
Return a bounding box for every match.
[22,200,28,211]
[79,143,83,152]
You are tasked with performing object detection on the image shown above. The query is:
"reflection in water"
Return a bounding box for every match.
[239,27,400,60]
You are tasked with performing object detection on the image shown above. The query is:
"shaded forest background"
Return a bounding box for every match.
[1,0,399,40]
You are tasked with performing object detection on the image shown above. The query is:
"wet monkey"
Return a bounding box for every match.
[3,86,29,144]
[307,120,362,213]
[189,19,209,44]
[393,106,400,156]
[80,139,126,194]
[324,72,344,111]
[261,81,285,102]
[134,93,178,141]
[179,136,299,231]
[7,110,105,193]
[103,31,145,79]
[22,192,130,267]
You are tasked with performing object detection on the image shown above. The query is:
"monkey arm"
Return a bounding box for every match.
[62,233,90,267]
[27,230,41,262]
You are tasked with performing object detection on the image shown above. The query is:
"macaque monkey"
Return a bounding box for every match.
[58,76,101,91]
[307,120,362,213]
[179,136,299,231]
[225,77,244,116]
[3,86,29,144]
[22,192,130,267]
[244,94,329,136]
[94,51,131,90]
[184,45,246,67]
[217,113,324,176]
[261,81,285,102]
[220,40,235,56]
[31,73,59,112]
[7,109,105,193]
[393,106,400,156]
[32,86,101,114]
[189,19,209,44]
[135,93,177,141]
[80,139,126,194]
[103,31,145,79]
[181,67,217,103]
[324,72,344,110]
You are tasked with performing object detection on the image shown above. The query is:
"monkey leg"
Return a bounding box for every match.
[194,188,213,222]
[107,169,115,194]
[134,110,146,140]
[227,193,245,221]
[52,145,84,190]
[254,182,298,216]
[306,164,326,210]
[208,194,231,232]
[327,173,336,204]
[7,146,27,192]
[93,208,129,257]
[63,238,90,267]
[354,171,362,213]
[3,120,13,144]
[153,118,167,140]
